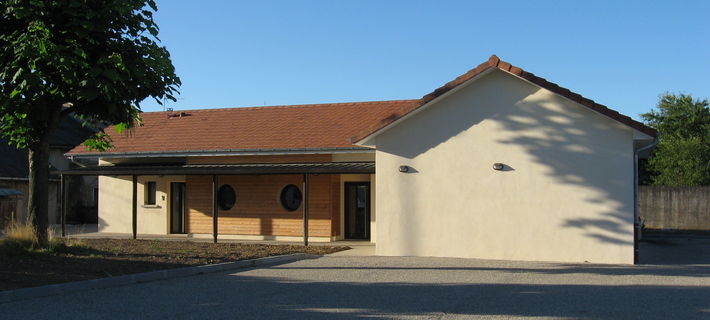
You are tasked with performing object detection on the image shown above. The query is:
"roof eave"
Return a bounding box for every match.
[66,147,375,159]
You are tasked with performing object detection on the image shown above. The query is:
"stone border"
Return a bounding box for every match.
[0,253,318,304]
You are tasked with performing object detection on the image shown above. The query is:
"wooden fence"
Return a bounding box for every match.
[639,186,710,231]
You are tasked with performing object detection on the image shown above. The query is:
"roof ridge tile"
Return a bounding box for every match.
[352,54,657,141]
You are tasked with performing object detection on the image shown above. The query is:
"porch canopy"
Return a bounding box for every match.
[58,162,375,245]
[59,162,375,176]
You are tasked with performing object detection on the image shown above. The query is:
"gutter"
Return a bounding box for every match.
[633,135,659,264]
[66,147,375,160]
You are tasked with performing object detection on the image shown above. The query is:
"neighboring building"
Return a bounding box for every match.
[65,55,657,264]
[0,116,98,228]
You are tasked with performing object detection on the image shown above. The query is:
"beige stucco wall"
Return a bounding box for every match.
[372,70,636,264]
[98,175,185,234]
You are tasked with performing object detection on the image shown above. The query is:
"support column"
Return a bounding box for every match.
[212,175,218,244]
[60,174,66,237]
[132,175,137,239]
[303,174,309,246]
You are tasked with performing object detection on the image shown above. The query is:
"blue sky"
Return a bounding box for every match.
[144,0,709,121]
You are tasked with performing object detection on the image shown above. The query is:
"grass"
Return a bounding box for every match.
[0,223,349,291]
[0,221,78,256]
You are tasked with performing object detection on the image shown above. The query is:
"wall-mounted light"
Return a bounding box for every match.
[492,163,504,171]
[399,165,410,173]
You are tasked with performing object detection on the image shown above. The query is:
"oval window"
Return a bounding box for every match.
[280,184,302,211]
[217,184,236,210]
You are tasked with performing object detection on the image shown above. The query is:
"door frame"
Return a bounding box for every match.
[344,181,371,240]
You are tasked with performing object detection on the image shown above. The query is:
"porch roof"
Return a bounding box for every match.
[59,162,375,176]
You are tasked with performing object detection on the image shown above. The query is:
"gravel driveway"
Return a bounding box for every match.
[1,237,709,319]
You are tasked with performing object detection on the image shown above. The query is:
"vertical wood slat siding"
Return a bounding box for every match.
[186,174,338,237]
[331,175,341,236]
[185,176,212,234]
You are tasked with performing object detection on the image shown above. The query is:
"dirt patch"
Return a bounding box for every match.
[0,239,348,291]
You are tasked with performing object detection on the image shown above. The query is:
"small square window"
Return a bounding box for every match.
[145,181,157,205]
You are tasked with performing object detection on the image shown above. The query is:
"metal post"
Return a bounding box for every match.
[132,175,137,239]
[303,174,309,246]
[60,174,66,237]
[212,175,218,244]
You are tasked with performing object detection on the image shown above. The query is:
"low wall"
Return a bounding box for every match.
[639,186,710,230]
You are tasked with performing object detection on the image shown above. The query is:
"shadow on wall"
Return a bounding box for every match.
[494,92,634,246]
[379,72,635,247]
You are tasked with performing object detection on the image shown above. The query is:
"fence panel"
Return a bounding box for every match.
[0,199,17,231]
[639,186,710,230]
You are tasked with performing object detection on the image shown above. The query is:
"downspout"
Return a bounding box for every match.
[633,135,659,264]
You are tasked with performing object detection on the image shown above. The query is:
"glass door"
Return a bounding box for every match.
[344,182,370,240]
[170,182,185,234]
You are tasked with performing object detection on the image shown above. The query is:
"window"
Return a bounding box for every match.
[217,184,236,210]
[145,181,157,205]
[280,184,302,211]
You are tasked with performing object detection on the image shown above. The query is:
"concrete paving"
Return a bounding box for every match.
[2,237,710,319]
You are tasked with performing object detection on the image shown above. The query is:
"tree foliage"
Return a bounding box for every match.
[641,93,710,186]
[0,0,180,243]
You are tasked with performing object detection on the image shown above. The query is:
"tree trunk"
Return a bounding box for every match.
[27,105,62,246]
[28,137,51,245]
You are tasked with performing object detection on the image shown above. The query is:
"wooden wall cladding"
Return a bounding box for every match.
[186,174,339,237]
[187,154,332,165]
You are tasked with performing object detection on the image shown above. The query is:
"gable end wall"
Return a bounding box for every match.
[374,70,635,264]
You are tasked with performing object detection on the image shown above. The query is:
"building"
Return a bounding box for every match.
[65,55,657,264]
[0,116,98,229]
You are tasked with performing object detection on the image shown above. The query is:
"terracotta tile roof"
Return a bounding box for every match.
[68,55,656,156]
[67,100,420,155]
[352,55,657,142]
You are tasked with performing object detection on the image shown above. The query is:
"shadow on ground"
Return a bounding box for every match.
[210,278,708,319]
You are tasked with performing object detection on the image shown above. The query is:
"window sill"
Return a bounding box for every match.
[141,204,162,209]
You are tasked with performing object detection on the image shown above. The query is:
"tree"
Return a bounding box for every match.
[641,93,710,186]
[0,0,180,244]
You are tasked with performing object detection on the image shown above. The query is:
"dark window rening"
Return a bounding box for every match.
[280,184,302,212]
[145,181,157,205]
[217,184,236,211]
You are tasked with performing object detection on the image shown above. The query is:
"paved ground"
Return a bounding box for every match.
[1,236,709,319]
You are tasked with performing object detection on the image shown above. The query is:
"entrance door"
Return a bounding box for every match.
[170,182,186,234]
[344,182,370,240]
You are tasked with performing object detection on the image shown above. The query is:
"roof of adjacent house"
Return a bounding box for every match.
[67,55,657,157]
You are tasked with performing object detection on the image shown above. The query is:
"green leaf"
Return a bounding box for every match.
[11,68,23,82]
[9,88,21,98]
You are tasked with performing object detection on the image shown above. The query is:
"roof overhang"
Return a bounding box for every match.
[59,162,375,176]
[67,147,374,160]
